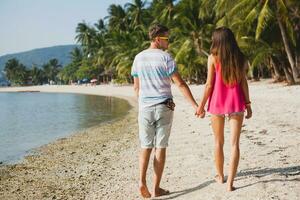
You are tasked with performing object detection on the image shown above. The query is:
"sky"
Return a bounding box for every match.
[0,0,133,56]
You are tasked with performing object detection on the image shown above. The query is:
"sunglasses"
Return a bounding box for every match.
[157,36,169,42]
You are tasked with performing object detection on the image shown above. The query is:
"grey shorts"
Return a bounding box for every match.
[138,104,174,148]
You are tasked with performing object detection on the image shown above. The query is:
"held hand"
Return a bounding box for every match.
[245,106,252,119]
[193,104,200,117]
[196,106,206,118]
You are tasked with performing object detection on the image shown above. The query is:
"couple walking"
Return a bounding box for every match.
[131,24,252,198]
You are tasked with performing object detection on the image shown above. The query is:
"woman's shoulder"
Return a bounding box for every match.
[208,54,219,69]
[208,54,215,61]
[209,54,220,63]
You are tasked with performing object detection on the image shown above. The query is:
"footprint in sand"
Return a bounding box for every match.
[259,129,268,134]
[253,141,265,146]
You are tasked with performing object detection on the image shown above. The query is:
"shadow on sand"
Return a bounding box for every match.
[159,165,300,200]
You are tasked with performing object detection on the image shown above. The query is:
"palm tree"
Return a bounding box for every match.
[4,58,29,85]
[43,59,62,84]
[106,29,148,82]
[75,21,96,56]
[125,0,147,27]
[31,65,45,85]
[4,58,19,81]
[149,0,175,26]
[215,0,299,82]
[288,1,300,71]
[169,0,215,82]
[176,0,216,56]
[240,35,294,82]
[106,4,128,32]
[94,19,106,33]
[15,64,28,85]
[70,47,83,64]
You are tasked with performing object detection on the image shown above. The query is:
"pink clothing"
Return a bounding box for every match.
[207,62,246,114]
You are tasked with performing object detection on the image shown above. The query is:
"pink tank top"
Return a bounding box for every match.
[207,62,246,114]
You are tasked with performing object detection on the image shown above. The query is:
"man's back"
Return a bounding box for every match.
[131,48,177,108]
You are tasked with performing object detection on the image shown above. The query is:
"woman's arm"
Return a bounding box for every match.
[197,54,215,118]
[240,62,252,119]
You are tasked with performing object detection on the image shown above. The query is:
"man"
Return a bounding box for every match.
[131,24,198,198]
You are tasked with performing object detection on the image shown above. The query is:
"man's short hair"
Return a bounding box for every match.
[149,24,169,41]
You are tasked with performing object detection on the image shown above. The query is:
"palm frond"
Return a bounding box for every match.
[256,0,273,40]
[227,0,256,20]
[276,0,288,16]
[174,39,192,63]
[216,15,228,27]
[251,47,273,67]
[243,5,260,32]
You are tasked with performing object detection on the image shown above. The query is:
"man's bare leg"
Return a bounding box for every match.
[211,115,225,184]
[139,148,152,198]
[152,148,169,197]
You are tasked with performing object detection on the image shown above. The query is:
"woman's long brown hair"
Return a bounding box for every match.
[210,27,245,85]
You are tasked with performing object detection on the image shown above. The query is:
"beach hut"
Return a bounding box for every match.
[99,69,114,84]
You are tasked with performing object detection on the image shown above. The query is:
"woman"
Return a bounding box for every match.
[197,27,252,191]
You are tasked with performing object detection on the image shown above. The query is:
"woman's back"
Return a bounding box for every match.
[207,60,246,115]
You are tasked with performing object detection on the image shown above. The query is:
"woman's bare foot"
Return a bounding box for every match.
[153,187,170,197]
[227,185,236,192]
[214,174,224,184]
[139,184,151,198]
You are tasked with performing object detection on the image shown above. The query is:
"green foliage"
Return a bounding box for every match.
[67,0,300,84]
[31,65,45,85]
[4,58,28,85]
[4,1,299,85]
[42,58,62,83]
[76,59,100,80]
[4,58,63,86]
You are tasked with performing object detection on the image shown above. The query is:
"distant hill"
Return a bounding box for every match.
[0,71,6,82]
[0,45,80,74]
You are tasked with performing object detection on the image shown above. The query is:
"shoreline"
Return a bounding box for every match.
[1,81,300,199]
[0,85,140,199]
[0,86,135,166]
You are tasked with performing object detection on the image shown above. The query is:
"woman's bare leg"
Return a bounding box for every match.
[211,115,225,184]
[227,114,244,191]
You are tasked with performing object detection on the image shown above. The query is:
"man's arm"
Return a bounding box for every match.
[171,72,198,109]
[133,77,139,98]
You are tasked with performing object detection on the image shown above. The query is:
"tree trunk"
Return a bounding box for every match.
[282,66,295,85]
[296,53,300,71]
[270,57,283,82]
[277,15,299,82]
[279,58,295,84]
[251,65,260,81]
[193,32,209,57]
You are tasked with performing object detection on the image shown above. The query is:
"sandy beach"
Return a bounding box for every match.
[0,80,299,200]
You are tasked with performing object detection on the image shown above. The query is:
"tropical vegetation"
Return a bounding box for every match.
[4,58,62,86]
[4,0,300,86]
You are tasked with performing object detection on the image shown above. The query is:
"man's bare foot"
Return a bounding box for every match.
[227,185,236,192]
[139,184,151,198]
[153,187,170,197]
[214,174,224,184]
